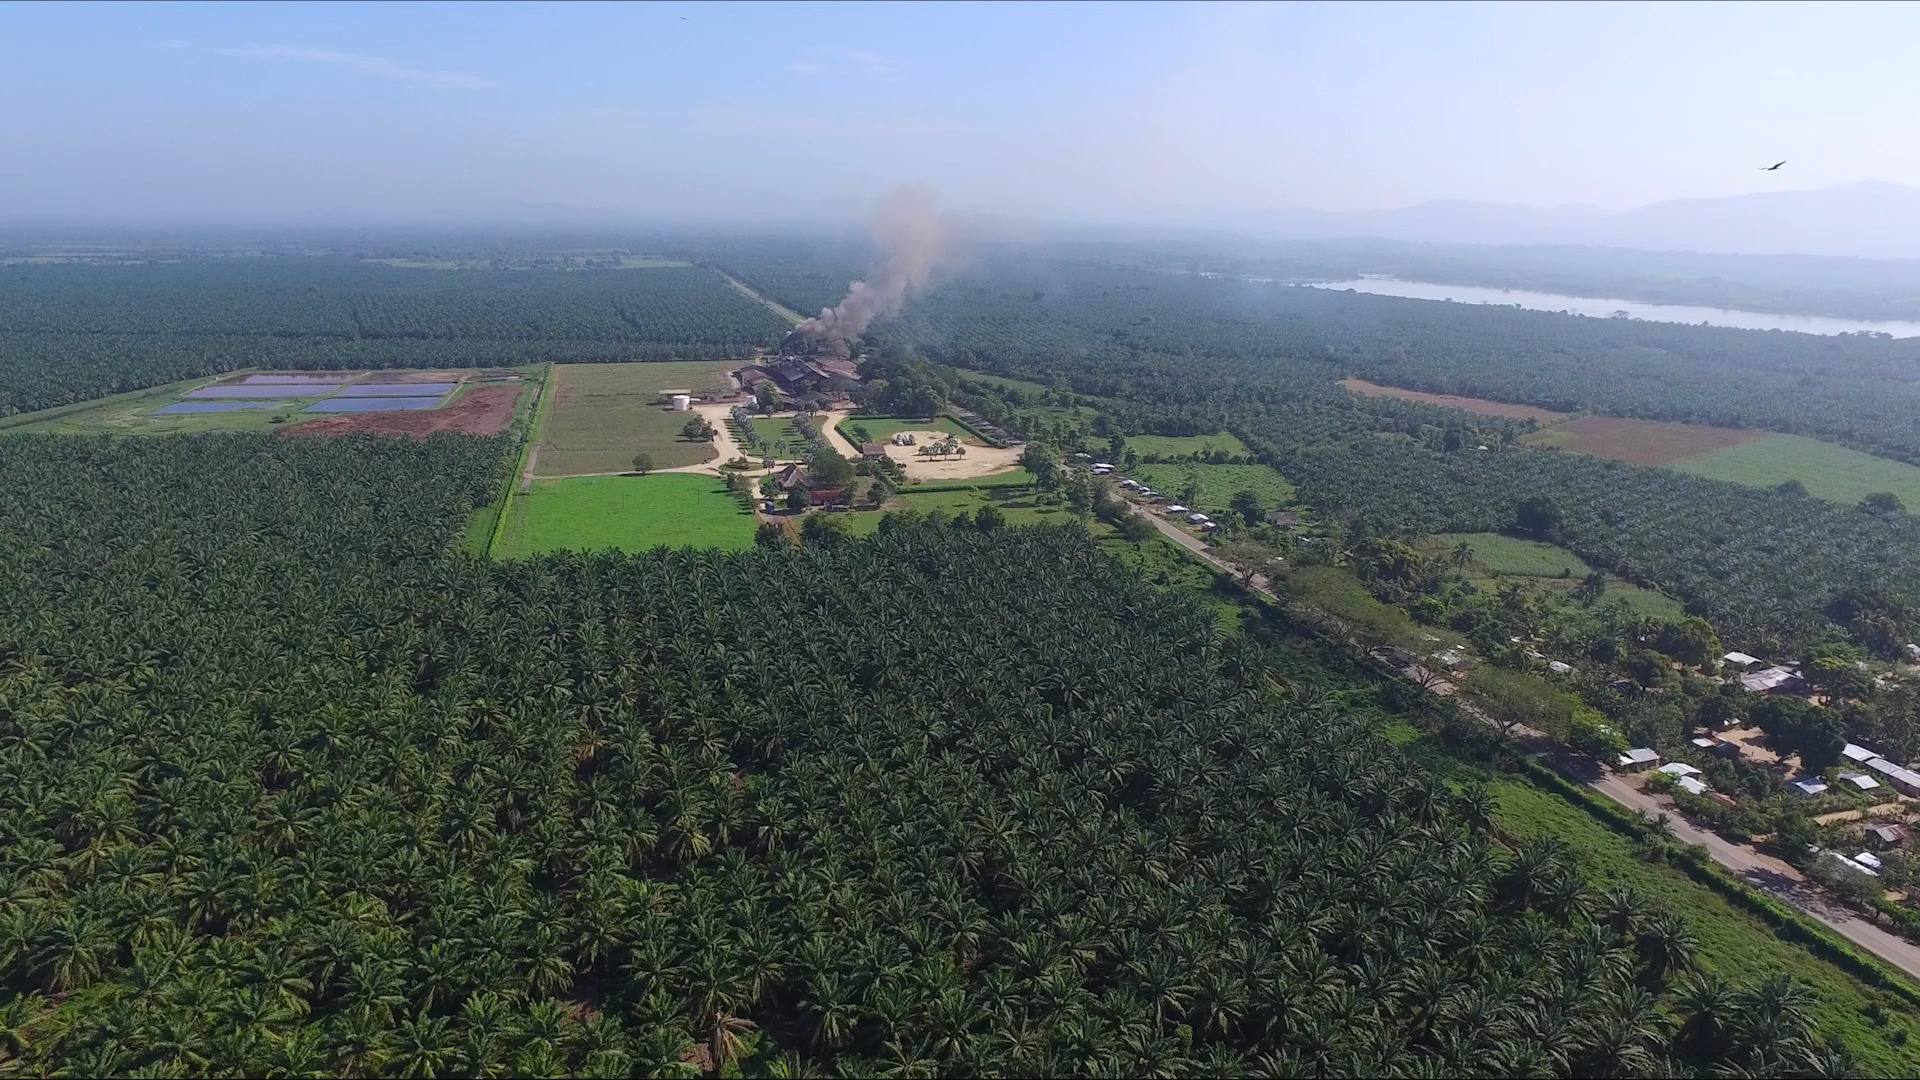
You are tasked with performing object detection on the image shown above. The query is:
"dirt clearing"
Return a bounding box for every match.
[285,384,523,438]
[1341,379,1569,423]
[1523,414,1769,466]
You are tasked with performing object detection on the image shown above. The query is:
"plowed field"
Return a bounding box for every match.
[1340,379,1569,422]
[1523,414,1768,466]
[285,384,523,438]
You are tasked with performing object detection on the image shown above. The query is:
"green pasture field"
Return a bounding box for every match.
[536,361,734,477]
[960,372,1055,396]
[1128,463,1295,516]
[1671,433,1920,509]
[494,473,754,557]
[1402,731,1920,1073]
[906,468,1037,492]
[836,482,1086,538]
[748,417,811,451]
[845,416,970,444]
[1122,432,1253,459]
[1432,532,1685,618]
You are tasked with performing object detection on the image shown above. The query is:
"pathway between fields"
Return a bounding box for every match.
[1140,504,1920,982]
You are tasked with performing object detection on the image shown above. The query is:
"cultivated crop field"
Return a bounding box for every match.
[1128,462,1295,515]
[495,473,754,556]
[1672,433,1920,507]
[1522,414,1768,466]
[1433,531,1686,618]
[1122,431,1254,459]
[1341,378,1571,422]
[535,360,735,477]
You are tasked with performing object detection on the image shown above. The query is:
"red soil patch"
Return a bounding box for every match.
[1340,378,1569,423]
[1527,414,1768,466]
[282,384,523,439]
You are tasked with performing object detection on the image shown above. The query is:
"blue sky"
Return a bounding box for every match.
[3,1,1917,225]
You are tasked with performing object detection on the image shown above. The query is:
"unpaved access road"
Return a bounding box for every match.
[1136,499,1920,983]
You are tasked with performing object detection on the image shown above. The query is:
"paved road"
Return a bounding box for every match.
[1136,505,1920,982]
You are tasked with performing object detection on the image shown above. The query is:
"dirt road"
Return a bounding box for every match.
[660,403,748,477]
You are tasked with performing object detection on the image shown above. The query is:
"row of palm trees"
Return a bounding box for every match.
[0,432,1869,1075]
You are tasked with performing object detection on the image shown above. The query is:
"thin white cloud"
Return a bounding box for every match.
[787,47,904,79]
[214,44,501,91]
[690,107,948,139]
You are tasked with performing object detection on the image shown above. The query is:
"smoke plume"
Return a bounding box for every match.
[797,186,947,340]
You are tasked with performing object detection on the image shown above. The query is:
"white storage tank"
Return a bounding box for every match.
[671,394,692,411]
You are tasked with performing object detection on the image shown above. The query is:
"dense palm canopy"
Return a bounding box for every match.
[0,260,787,415]
[0,433,1853,1075]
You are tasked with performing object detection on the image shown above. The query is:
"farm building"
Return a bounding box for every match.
[1721,651,1765,669]
[860,443,888,459]
[1864,757,1920,796]
[1838,771,1882,791]
[774,464,813,491]
[1618,748,1661,773]
[1740,666,1806,694]
[1869,823,1908,845]
[1843,743,1879,764]
[1658,762,1702,779]
[1790,777,1830,798]
[1674,775,1710,797]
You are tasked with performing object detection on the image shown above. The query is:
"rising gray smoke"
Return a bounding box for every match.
[797,186,947,340]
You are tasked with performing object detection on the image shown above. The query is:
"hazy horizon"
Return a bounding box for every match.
[5,1,1920,240]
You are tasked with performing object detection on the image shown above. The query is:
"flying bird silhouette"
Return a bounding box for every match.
[1761,160,1786,171]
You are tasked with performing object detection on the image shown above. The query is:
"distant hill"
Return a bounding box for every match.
[1242,182,1920,260]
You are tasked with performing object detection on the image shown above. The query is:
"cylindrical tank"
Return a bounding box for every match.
[671,394,692,411]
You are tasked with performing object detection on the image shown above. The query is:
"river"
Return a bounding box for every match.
[1299,277,1920,338]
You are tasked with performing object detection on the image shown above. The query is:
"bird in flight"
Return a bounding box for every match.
[1760,160,1786,171]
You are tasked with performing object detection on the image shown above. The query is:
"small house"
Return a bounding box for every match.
[774,464,813,491]
[1658,762,1702,778]
[1790,777,1830,798]
[809,488,847,507]
[1855,851,1884,871]
[1721,651,1765,670]
[860,443,888,459]
[1861,757,1920,795]
[1869,823,1908,845]
[1187,513,1210,524]
[1674,775,1710,797]
[1740,666,1806,694]
[1837,772,1882,792]
[1617,747,1660,771]
[1165,504,1189,515]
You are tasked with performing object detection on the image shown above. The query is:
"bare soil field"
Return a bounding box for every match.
[1524,415,1769,466]
[1340,378,1569,423]
[285,384,523,438]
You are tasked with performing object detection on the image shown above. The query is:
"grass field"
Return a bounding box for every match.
[844,415,970,444]
[1433,531,1686,618]
[495,473,754,556]
[1522,414,1767,466]
[536,361,734,477]
[1128,463,1295,516]
[1341,378,1570,423]
[1672,433,1920,508]
[1122,432,1254,459]
[747,417,812,452]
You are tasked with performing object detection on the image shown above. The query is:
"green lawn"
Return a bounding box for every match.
[537,361,733,477]
[844,416,969,444]
[747,417,811,451]
[494,473,754,556]
[1432,532,1686,618]
[1672,433,1920,509]
[1122,432,1253,459]
[1128,463,1295,516]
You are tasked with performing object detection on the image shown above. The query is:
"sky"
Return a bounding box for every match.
[3,1,1919,227]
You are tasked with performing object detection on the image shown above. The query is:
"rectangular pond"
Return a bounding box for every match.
[153,401,289,414]
[239,374,351,385]
[187,384,341,398]
[333,382,457,397]
[302,397,444,413]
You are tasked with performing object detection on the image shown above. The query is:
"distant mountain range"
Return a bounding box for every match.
[1240,182,1920,260]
